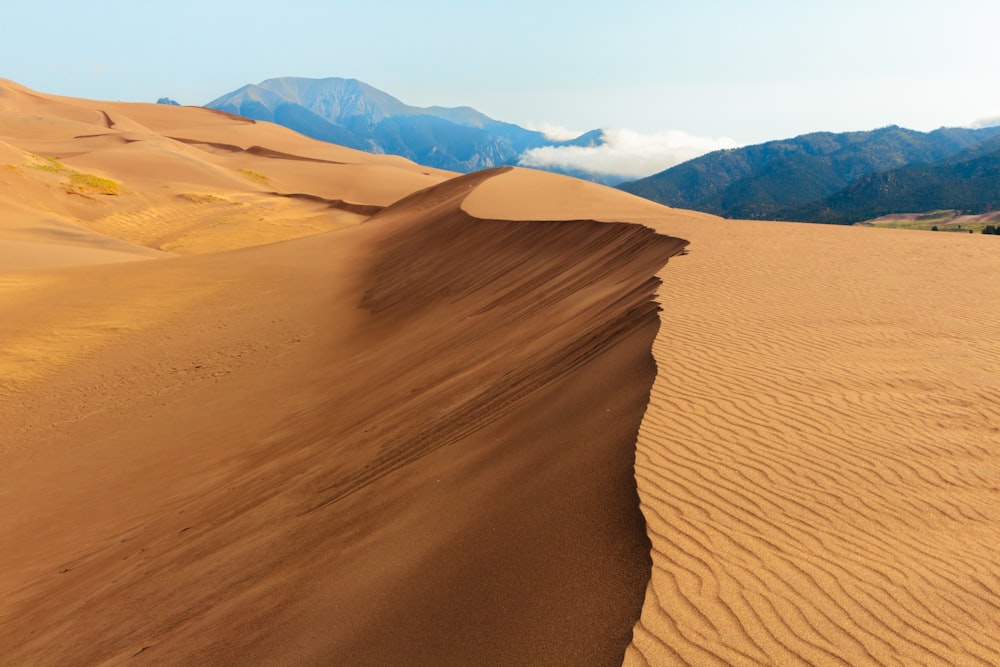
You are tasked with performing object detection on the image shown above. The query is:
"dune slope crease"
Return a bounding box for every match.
[0,166,688,666]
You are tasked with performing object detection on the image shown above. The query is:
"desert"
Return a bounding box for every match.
[1,77,999,667]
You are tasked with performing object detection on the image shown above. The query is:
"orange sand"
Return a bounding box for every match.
[2,82,999,666]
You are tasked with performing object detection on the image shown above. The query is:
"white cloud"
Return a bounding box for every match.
[522,122,587,141]
[518,128,739,180]
[969,115,1000,129]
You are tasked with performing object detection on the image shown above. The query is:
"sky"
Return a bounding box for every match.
[3,0,999,178]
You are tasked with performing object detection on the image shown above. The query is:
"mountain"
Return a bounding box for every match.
[792,138,1000,224]
[156,97,180,106]
[206,77,600,173]
[618,125,1000,221]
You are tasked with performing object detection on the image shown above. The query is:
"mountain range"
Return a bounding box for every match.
[202,77,603,174]
[618,125,1000,224]
[192,78,1000,223]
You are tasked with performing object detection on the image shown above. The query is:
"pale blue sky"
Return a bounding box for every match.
[3,0,998,147]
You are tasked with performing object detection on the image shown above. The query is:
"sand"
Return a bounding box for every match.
[2,82,999,666]
[0,77,448,261]
[625,219,1000,666]
[0,81,686,665]
[0,171,681,665]
[468,168,1000,665]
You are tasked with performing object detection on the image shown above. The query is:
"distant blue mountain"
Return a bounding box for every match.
[205,77,602,173]
[619,125,1000,222]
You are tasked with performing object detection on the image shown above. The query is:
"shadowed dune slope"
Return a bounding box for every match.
[626,219,1000,666]
[0,166,687,665]
[464,168,1000,665]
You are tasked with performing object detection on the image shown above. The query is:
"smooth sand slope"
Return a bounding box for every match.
[0,83,688,666]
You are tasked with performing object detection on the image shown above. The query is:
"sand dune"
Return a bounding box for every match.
[3,81,999,666]
[0,86,687,664]
[625,220,1000,666]
[0,183,682,663]
[0,78,447,261]
[468,169,1000,662]
[0,138,27,163]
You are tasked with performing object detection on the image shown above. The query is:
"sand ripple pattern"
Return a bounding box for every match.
[625,222,1000,666]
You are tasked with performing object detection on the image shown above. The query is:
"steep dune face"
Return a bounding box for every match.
[625,219,1000,666]
[0,162,687,664]
[464,168,1000,665]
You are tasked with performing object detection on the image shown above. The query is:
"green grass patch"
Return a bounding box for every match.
[68,172,120,195]
[915,210,958,222]
[28,162,62,173]
[178,192,229,204]
[237,169,269,185]
[871,219,945,231]
[21,154,123,196]
[866,216,994,233]
[26,155,66,173]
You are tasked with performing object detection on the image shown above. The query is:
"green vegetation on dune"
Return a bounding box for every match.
[26,154,65,173]
[28,162,62,173]
[23,154,122,196]
[178,192,231,204]
[237,168,270,185]
[68,172,120,195]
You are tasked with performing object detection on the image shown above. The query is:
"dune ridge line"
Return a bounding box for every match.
[1,159,691,665]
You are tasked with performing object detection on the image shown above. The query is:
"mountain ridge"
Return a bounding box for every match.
[792,139,1000,224]
[205,76,601,173]
[618,124,1000,222]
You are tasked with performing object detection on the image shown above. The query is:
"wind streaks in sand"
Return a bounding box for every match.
[626,220,1000,666]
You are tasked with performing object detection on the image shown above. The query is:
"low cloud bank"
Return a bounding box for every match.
[519,128,739,181]
[969,115,1000,129]
[523,122,586,141]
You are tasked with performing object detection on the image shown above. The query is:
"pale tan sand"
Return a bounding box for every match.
[468,167,1000,665]
[0,239,161,269]
[0,138,27,163]
[624,220,1000,666]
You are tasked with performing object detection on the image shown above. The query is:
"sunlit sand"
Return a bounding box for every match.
[1,81,998,666]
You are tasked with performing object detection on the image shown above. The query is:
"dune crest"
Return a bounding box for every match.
[6,81,994,666]
[1,94,689,665]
